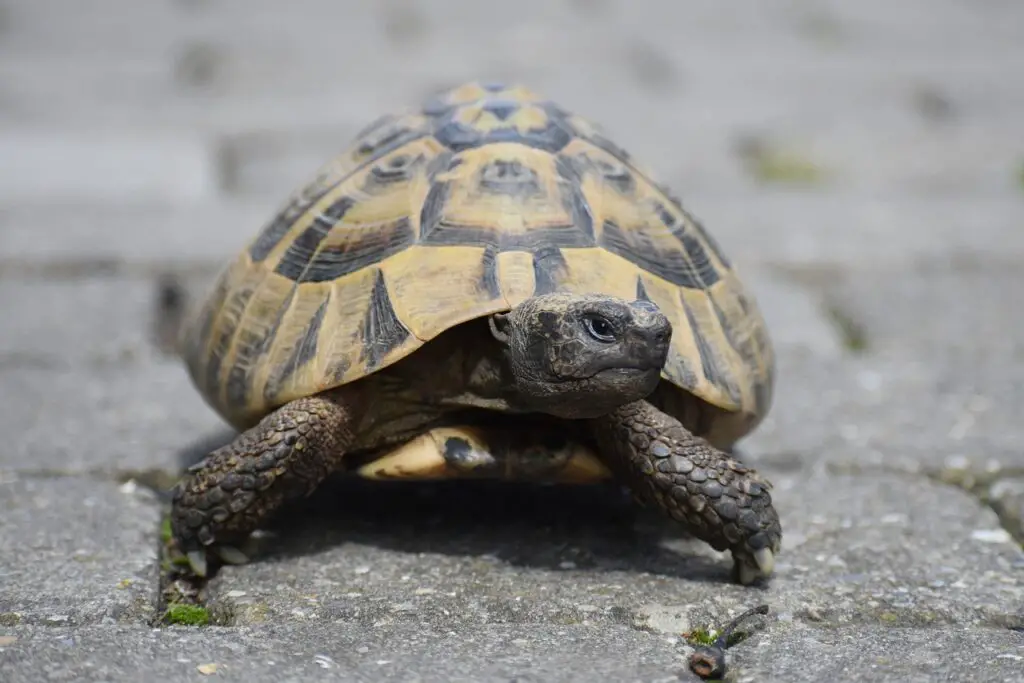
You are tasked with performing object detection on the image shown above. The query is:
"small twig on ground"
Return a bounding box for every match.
[687,604,770,680]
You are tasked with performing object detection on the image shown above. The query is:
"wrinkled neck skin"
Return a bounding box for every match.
[499,364,660,419]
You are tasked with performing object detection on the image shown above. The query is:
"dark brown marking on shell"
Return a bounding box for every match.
[302,217,415,284]
[421,203,594,253]
[419,177,452,242]
[648,201,722,288]
[326,355,351,387]
[503,225,595,251]
[432,98,573,153]
[359,269,410,370]
[600,219,705,289]
[684,305,741,406]
[478,158,542,198]
[532,246,569,295]
[658,192,732,270]
[354,115,427,164]
[250,190,333,263]
[710,296,745,361]
[554,155,595,243]
[480,244,501,299]
[224,340,254,409]
[596,156,636,195]
[225,286,298,409]
[185,271,231,393]
[274,197,355,281]
[635,276,652,302]
[204,284,256,402]
[582,130,633,167]
[364,152,422,189]
[261,295,330,404]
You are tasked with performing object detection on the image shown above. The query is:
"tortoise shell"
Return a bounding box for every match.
[183,82,775,433]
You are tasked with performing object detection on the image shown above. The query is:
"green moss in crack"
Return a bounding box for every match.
[684,626,719,646]
[164,603,210,626]
[824,302,869,353]
[735,136,828,186]
[685,624,750,649]
[0,612,21,626]
[161,517,173,544]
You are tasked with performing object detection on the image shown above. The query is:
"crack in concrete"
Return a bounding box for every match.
[925,466,1024,548]
[825,460,1024,549]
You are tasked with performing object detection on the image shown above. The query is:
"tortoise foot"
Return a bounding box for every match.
[589,400,782,584]
[170,392,360,577]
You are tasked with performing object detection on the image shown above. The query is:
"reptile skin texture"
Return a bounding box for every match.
[589,400,781,580]
[170,392,357,553]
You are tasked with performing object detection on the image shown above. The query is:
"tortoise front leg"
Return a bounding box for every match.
[588,400,781,585]
[170,389,363,577]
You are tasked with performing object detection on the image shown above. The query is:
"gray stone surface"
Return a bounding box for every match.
[195,468,1022,630]
[0,623,690,683]
[732,624,1024,683]
[2,622,1022,683]
[0,362,223,473]
[2,0,1023,680]
[0,478,160,626]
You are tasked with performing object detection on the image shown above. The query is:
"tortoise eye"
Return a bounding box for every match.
[583,315,616,343]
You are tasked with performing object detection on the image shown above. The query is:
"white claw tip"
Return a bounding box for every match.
[216,546,250,565]
[737,562,758,586]
[187,550,208,578]
[754,548,775,575]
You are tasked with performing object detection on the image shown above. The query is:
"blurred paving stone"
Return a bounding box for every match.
[810,263,1024,357]
[0,478,159,627]
[195,469,1023,631]
[1,278,164,365]
[0,622,691,683]
[0,130,218,204]
[1,0,1022,680]
[746,347,1024,476]
[731,623,1024,683]
[699,193,1024,269]
[1,621,1020,683]
[744,266,1024,474]
[0,362,223,474]
[3,193,1021,275]
[0,201,271,267]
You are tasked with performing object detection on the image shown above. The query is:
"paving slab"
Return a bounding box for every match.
[731,623,1024,683]
[745,267,1024,473]
[1,277,165,365]
[3,192,1021,277]
[193,466,1023,630]
[0,477,160,627]
[0,129,217,204]
[0,362,224,474]
[2,620,1021,683]
[0,622,689,683]
[0,200,271,268]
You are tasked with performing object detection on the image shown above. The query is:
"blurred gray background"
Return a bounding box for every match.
[1,1,1023,681]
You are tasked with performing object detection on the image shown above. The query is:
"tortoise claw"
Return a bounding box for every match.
[734,547,775,585]
[186,550,209,578]
[215,545,250,565]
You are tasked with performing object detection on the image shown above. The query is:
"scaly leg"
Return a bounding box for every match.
[170,389,363,576]
[589,400,781,585]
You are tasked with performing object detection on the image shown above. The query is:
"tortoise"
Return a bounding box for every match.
[170,82,781,585]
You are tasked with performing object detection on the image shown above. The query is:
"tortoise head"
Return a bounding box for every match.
[488,292,672,419]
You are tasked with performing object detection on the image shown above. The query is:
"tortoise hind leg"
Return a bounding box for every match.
[587,399,781,585]
[358,425,612,483]
[170,388,364,577]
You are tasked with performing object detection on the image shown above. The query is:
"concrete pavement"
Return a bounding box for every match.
[2,1,1023,680]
